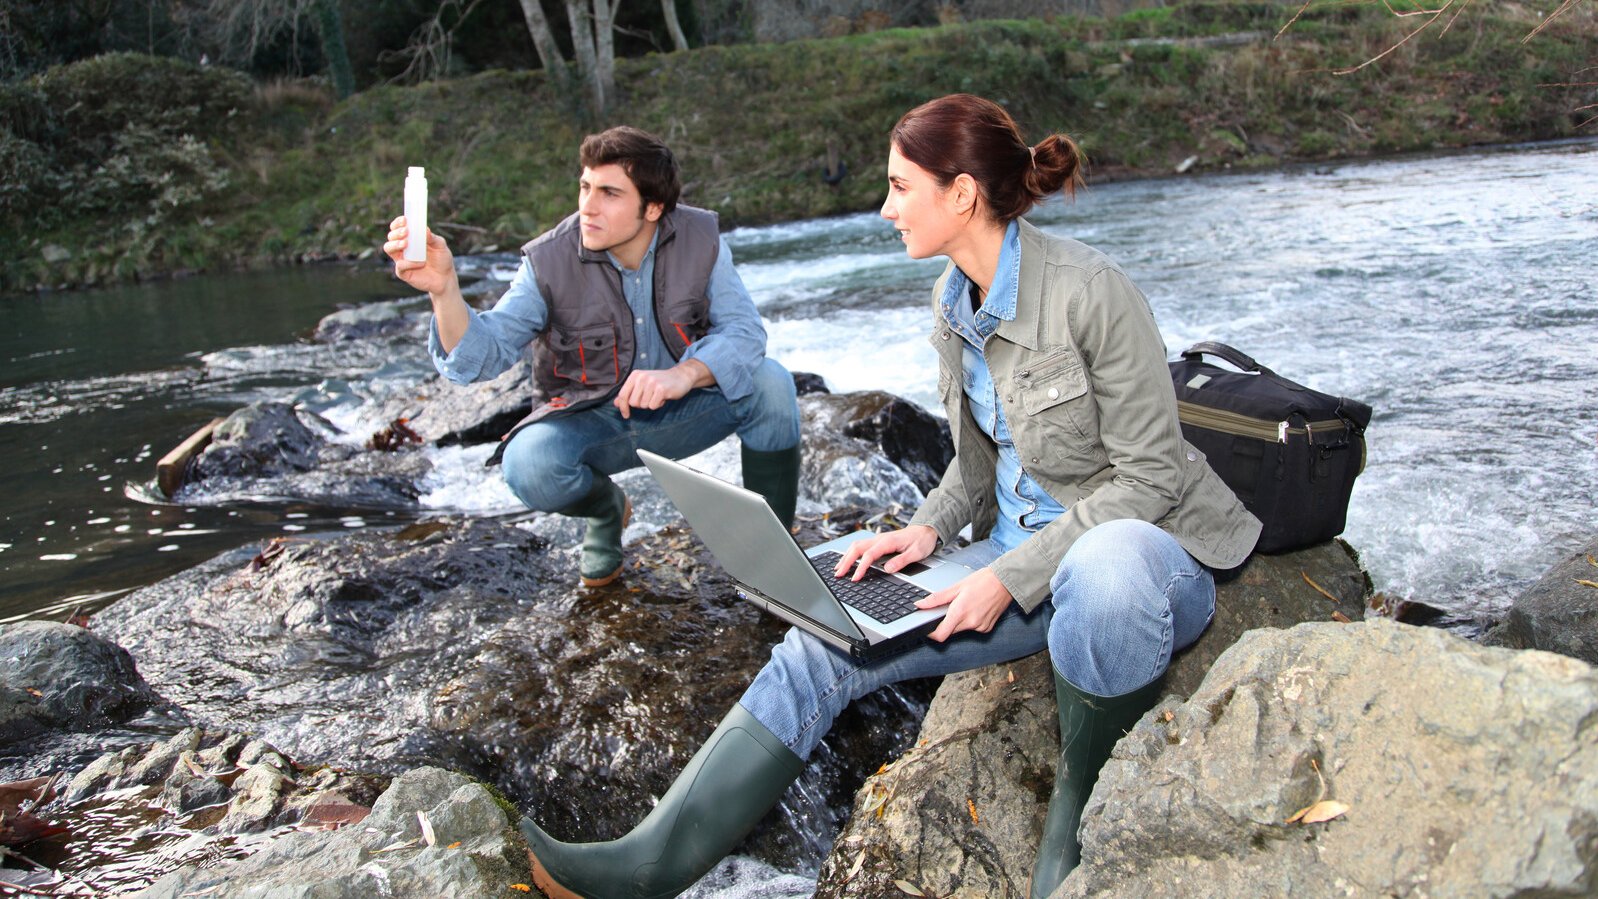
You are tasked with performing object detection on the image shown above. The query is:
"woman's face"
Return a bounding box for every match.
[881,145,965,260]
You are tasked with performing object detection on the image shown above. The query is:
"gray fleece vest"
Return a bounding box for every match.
[511,204,720,432]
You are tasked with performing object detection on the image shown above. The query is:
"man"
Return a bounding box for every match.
[384,126,802,587]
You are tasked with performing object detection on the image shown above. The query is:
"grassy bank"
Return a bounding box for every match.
[2,2,1592,293]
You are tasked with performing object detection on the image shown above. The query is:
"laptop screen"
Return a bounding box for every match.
[638,450,866,641]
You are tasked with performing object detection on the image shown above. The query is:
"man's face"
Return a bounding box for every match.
[577,164,663,259]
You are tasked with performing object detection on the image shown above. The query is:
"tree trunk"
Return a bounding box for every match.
[516,0,568,78]
[563,0,602,114]
[661,0,688,52]
[312,0,354,98]
[593,0,619,114]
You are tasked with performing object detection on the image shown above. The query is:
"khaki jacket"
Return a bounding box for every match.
[908,220,1261,612]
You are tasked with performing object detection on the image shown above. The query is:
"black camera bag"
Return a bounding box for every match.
[1169,341,1371,554]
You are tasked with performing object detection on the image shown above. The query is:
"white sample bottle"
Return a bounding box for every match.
[404,166,428,262]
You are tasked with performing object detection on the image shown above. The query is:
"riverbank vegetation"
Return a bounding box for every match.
[1,1,1592,293]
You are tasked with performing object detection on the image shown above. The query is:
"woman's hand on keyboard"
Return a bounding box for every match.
[920,569,1014,643]
[834,525,939,581]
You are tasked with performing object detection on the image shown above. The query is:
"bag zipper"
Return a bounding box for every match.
[1176,401,1349,444]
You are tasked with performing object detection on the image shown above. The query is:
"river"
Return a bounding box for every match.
[5,139,1594,628]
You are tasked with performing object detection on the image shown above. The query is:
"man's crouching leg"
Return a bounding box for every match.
[501,423,631,587]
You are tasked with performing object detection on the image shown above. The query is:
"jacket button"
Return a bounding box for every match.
[1047,387,1060,400]
[1031,457,1039,464]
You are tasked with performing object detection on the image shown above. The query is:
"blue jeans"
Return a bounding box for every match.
[739,519,1216,759]
[500,358,800,512]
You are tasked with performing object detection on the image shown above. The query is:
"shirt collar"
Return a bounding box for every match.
[939,220,1021,331]
[607,227,660,273]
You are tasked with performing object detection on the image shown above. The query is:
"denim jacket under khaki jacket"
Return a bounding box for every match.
[908,219,1261,613]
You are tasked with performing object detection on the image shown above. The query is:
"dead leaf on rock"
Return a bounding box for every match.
[1290,800,1350,824]
[894,879,926,896]
[967,798,979,826]
[1160,709,1175,723]
[510,885,531,893]
[1006,668,1015,684]
[846,850,865,883]
[417,810,437,847]
[1300,571,1338,602]
[1576,579,1598,590]
[1331,611,1352,623]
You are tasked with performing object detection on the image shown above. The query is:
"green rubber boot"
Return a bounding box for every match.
[740,444,801,531]
[520,704,804,899]
[559,472,631,587]
[1029,673,1164,899]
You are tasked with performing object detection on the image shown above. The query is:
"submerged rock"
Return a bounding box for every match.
[0,621,161,748]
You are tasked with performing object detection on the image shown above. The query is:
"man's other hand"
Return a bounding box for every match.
[612,359,712,418]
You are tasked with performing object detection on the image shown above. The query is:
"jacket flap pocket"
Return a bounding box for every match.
[1019,353,1088,415]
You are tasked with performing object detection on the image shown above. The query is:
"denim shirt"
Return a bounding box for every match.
[428,231,768,400]
[940,220,1068,553]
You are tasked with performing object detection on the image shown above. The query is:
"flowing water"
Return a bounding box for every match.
[1,139,1596,890]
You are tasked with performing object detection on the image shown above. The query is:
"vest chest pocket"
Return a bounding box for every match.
[660,295,710,356]
[1016,351,1091,440]
[548,324,621,388]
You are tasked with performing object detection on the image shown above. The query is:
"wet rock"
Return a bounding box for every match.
[1061,620,1598,898]
[177,402,428,508]
[814,541,1371,897]
[190,402,326,480]
[361,359,535,448]
[311,298,428,343]
[801,391,952,508]
[90,511,932,866]
[1482,535,1598,665]
[794,370,831,395]
[0,621,160,747]
[131,767,516,899]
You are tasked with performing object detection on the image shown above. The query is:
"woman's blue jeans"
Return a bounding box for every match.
[739,518,1216,760]
[499,358,801,512]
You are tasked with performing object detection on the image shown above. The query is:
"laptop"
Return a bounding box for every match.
[637,449,982,661]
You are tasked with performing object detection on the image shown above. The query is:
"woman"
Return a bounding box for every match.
[520,94,1260,899]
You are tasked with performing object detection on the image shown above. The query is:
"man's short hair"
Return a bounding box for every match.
[579,126,681,214]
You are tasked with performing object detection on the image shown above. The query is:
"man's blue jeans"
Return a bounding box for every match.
[739,518,1217,760]
[500,358,801,512]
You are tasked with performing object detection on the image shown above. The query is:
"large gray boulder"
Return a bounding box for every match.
[1060,619,1598,898]
[0,621,159,746]
[132,767,525,899]
[813,542,1371,898]
[1483,535,1598,665]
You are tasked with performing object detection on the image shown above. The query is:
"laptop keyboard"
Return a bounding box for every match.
[808,551,930,624]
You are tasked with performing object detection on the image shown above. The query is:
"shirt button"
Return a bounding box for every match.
[640,353,649,360]
[636,317,643,324]
[1031,457,1039,464]
[942,331,951,340]
[1187,451,1198,461]
[1047,387,1060,400]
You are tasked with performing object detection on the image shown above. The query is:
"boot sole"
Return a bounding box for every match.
[527,848,586,899]
[578,496,632,588]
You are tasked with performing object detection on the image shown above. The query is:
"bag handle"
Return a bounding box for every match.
[1180,341,1279,378]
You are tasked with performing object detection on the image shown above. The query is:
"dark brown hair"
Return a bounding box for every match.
[579,125,681,214]
[891,94,1083,223]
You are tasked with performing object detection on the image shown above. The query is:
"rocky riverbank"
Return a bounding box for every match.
[3,292,1596,894]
